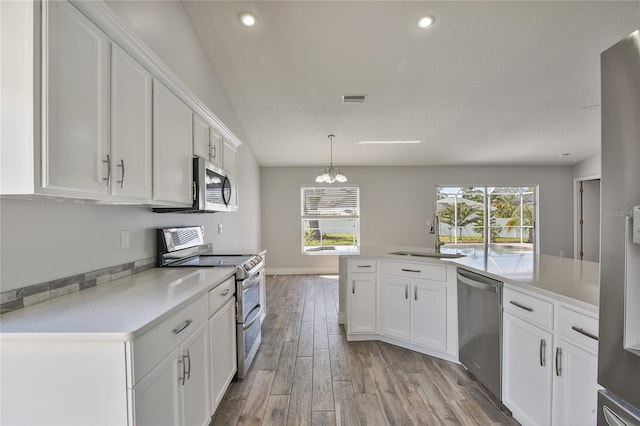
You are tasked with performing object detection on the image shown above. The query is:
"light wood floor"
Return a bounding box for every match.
[210,275,517,426]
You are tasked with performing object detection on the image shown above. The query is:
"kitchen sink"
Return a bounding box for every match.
[389,251,465,259]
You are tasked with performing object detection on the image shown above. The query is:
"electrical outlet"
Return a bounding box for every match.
[120,230,130,250]
[559,251,565,257]
[218,224,223,235]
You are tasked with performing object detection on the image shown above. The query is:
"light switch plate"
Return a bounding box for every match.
[633,206,640,244]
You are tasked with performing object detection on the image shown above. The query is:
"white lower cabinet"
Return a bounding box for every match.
[378,261,455,358]
[502,287,600,426]
[133,348,182,426]
[346,259,377,335]
[209,297,237,411]
[348,273,377,334]
[379,276,411,340]
[181,323,211,426]
[552,337,599,426]
[412,279,447,351]
[503,311,553,425]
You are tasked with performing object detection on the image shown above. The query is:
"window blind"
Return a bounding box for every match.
[301,186,360,218]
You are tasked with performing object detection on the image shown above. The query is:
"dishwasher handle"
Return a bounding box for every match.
[457,273,499,293]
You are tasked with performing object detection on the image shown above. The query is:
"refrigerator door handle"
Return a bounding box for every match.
[603,405,629,426]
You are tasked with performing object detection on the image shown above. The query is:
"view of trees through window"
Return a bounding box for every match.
[436,186,536,253]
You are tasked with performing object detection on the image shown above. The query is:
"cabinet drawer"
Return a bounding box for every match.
[558,306,599,352]
[209,276,236,316]
[383,261,447,282]
[350,259,377,273]
[133,295,208,385]
[503,287,553,330]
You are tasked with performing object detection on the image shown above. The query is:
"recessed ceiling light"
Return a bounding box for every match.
[416,15,435,30]
[239,12,258,27]
[359,140,422,145]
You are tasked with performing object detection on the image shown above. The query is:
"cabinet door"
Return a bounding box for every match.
[43,0,110,197]
[222,140,238,209]
[111,44,152,200]
[192,114,210,160]
[552,338,599,426]
[379,276,411,340]
[181,322,211,426]
[133,347,181,426]
[348,273,377,334]
[152,80,193,205]
[209,128,223,168]
[503,312,553,426]
[209,298,237,411]
[412,280,447,351]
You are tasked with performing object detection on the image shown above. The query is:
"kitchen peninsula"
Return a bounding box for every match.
[339,246,600,425]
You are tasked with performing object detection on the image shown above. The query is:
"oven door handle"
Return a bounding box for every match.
[243,304,262,330]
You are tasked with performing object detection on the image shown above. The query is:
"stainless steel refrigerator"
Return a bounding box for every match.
[598,29,640,425]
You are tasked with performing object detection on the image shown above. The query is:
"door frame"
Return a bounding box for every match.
[573,174,601,260]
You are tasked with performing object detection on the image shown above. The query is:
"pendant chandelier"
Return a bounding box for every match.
[315,134,347,183]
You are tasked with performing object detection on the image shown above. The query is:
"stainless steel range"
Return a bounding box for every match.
[157,226,264,379]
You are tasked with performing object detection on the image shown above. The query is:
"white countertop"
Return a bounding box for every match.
[0,267,236,342]
[348,246,600,312]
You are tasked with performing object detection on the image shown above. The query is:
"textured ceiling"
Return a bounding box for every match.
[183,1,640,167]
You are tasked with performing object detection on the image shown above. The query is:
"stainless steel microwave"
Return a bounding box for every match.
[154,157,232,213]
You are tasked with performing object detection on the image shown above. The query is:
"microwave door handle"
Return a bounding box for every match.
[222,176,232,206]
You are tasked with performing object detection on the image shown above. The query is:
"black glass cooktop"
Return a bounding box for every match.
[171,255,254,267]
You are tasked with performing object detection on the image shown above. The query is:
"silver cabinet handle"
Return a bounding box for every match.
[116,159,125,188]
[572,326,599,341]
[102,154,111,186]
[352,280,355,294]
[405,284,408,299]
[401,268,421,273]
[185,350,191,380]
[212,144,216,159]
[555,347,563,376]
[173,319,193,335]
[179,355,187,386]
[414,286,418,301]
[357,265,371,268]
[221,289,230,296]
[540,339,546,366]
[510,300,534,312]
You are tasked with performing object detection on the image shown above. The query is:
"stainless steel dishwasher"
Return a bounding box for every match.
[457,267,503,401]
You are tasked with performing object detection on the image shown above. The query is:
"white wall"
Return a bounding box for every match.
[261,165,574,273]
[0,1,261,292]
[572,153,601,179]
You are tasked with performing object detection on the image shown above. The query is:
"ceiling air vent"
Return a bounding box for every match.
[341,94,366,104]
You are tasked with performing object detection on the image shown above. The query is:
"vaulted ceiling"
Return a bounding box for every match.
[183,1,640,167]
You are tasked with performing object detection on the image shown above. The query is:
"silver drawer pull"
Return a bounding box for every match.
[220,289,230,296]
[571,326,599,341]
[401,268,421,273]
[509,300,534,312]
[173,319,193,334]
[357,265,372,268]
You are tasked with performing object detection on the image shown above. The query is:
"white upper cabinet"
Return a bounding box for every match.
[1,0,242,206]
[152,80,193,206]
[42,0,111,197]
[193,115,223,169]
[111,44,152,201]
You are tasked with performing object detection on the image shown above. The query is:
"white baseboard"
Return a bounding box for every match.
[266,268,339,276]
[338,312,345,324]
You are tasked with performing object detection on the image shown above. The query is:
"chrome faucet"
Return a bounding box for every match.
[430,214,444,253]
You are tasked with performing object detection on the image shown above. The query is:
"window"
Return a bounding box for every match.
[301,185,360,255]
[436,186,537,254]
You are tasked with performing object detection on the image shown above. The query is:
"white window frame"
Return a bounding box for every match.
[301,184,360,255]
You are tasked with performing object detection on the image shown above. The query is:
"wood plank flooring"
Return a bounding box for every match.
[210,275,517,426]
